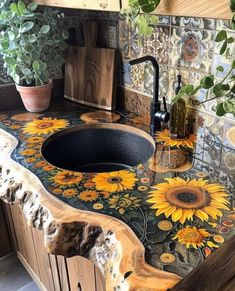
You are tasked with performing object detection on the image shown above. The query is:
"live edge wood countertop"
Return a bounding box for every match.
[0,100,235,291]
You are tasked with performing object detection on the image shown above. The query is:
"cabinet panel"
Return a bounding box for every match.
[35,0,120,11]
[121,0,232,19]
[67,256,96,291]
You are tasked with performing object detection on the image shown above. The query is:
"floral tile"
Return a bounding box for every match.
[142,32,156,56]
[120,61,131,85]
[158,15,170,25]
[170,27,215,72]
[216,19,234,32]
[204,116,224,142]
[202,137,222,168]
[221,146,235,176]
[223,123,235,149]
[214,31,235,56]
[119,20,142,61]
[154,25,170,65]
[211,54,234,79]
[167,67,189,102]
[171,17,216,30]
[143,63,168,98]
[130,62,145,92]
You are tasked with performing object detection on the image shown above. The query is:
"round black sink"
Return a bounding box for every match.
[41,123,155,173]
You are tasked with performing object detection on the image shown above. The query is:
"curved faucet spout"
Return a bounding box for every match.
[129,56,169,136]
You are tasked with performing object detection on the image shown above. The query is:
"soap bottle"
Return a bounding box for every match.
[170,74,187,139]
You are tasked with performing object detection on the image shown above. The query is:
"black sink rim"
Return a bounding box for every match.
[41,123,156,173]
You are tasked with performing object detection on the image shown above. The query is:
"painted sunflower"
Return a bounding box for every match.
[173,226,210,249]
[147,177,230,224]
[79,191,99,201]
[51,171,83,186]
[155,129,196,148]
[108,194,141,214]
[63,189,78,197]
[92,170,138,192]
[21,149,36,156]
[26,136,44,144]
[23,118,69,135]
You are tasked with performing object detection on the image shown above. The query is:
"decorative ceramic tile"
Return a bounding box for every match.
[119,20,142,61]
[158,15,170,25]
[221,146,235,176]
[142,32,156,56]
[143,63,168,98]
[216,19,234,32]
[188,71,207,102]
[202,137,222,168]
[120,61,131,85]
[0,60,12,84]
[223,123,235,149]
[204,116,224,142]
[172,17,216,30]
[154,26,170,64]
[211,54,233,79]
[130,62,145,92]
[167,67,189,102]
[170,28,215,72]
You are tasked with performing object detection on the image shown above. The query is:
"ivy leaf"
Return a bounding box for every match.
[138,0,160,13]
[171,93,184,104]
[223,99,235,113]
[213,84,223,97]
[220,40,227,55]
[221,84,230,91]
[215,30,227,42]
[230,0,235,12]
[216,102,226,116]
[184,84,195,94]
[5,57,15,66]
[227,36,234,43]
[201,76,214,89]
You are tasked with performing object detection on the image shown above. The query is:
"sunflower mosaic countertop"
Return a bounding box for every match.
[0,100,235,281]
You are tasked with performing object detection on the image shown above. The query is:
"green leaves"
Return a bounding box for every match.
[230,0,235,12]
[216,102,226,116]
[138,0,160,13]
[40,25,50,34]
[20,21,34,33]
[215,30,234,55]
[28,2,38,12]
[200,75,214,89]
[215,30,227,42]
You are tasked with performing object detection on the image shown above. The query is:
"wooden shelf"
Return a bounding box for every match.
[122,0,232,20]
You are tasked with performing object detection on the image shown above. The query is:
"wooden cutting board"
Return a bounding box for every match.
[64,22,116,110]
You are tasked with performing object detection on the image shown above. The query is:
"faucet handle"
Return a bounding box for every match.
[163,96,168,112]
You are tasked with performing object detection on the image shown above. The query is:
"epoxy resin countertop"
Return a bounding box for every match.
[0,100,235,290]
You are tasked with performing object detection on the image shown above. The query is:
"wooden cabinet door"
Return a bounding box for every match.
[35,0,120,11]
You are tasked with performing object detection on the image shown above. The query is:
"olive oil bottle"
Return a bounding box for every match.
[170,75,187,139]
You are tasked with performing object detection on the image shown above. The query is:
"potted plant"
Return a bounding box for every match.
[0,0,68,112]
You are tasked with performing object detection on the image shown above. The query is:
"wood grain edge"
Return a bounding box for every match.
[0,129,180,291]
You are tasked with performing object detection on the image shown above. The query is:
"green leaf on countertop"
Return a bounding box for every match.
[216,102,226,116]
[215,30,227,42]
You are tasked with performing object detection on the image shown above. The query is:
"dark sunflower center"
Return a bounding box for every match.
[37,122,53,129]
[177,192,197,203]
[108,177,122,184]
[166,186,210,209]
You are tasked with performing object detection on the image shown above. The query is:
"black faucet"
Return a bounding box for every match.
[129,56,169,136]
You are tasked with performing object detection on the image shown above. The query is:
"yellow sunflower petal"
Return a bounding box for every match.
[195,209,209,221]
[171,208,183,222]
[203,206,223,219]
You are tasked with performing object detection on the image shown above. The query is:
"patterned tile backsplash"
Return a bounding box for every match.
[0,9,234,123]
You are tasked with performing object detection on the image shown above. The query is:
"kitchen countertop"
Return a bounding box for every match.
[0,100,235,290]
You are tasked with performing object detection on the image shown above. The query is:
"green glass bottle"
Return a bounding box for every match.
[170,75,187,139]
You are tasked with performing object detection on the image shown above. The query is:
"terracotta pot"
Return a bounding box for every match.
[16,79,53,113]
